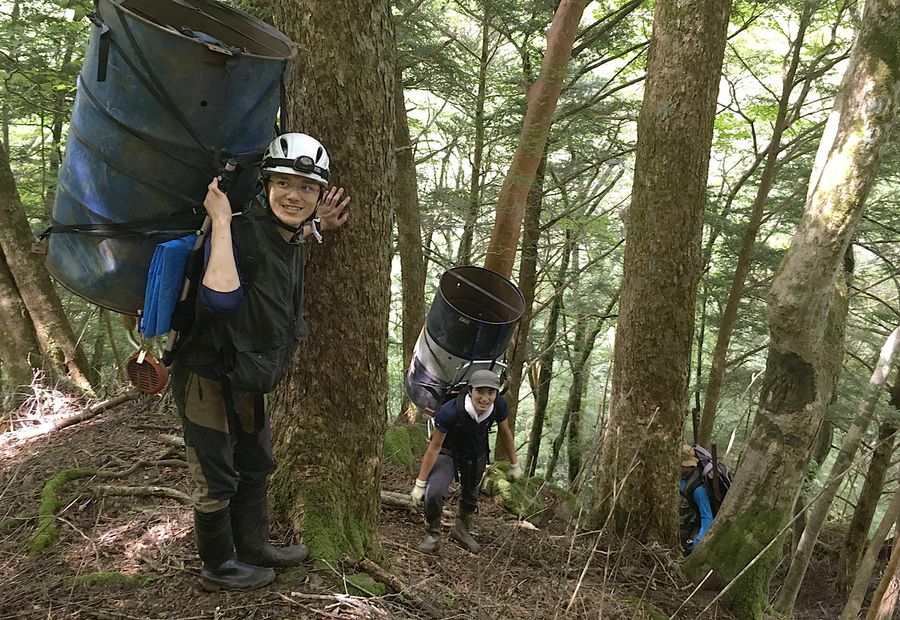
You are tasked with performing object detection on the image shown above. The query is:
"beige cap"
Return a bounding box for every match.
[469,369,500,390]
[681,443,699,467]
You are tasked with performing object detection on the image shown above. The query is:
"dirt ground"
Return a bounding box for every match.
[0,390,817,619]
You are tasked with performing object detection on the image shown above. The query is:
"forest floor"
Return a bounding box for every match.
[0,391,853,619]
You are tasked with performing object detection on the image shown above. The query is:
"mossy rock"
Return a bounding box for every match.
[383,426,413,469]
[482,466,545,522]
[70,571,153,589]
[344,572,387,596]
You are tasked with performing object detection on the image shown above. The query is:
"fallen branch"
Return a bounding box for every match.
[380,490,452,518]
[357,557,444,619]
[51,391,140,431]
[95,459,187,479]
[93,485,192,505]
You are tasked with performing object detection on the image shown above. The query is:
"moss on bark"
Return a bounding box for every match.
[345,572,387,596]
[29,467,96,554]
[684,505,789,620]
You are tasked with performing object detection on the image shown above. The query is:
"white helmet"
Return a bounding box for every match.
[261,133,330,186]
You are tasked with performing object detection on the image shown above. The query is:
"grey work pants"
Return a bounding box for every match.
[423,452,487,523]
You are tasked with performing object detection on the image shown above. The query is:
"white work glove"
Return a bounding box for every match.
[509,462,522,480]
[410,479,427,504]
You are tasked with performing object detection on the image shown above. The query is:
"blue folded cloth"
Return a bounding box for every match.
[140,235,196,338]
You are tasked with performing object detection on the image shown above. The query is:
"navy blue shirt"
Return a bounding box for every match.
[434,392,508,458]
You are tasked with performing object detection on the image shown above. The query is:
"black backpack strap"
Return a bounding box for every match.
[681,467,703,500]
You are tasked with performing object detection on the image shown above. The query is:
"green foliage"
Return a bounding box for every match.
[344,572,387,597]
[383,425,414,469]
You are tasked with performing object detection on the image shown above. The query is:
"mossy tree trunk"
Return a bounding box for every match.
[270,0,395,562]
[393,72,425,423]
[836,371,900,591]
[588,0,731,545]
[685,1,900,615]
[0,141,95,393]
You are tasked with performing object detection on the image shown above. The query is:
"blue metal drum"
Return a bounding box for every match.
[46,0,295,314]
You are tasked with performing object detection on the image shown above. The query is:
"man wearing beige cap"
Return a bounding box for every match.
[679,443,714,554]
[409,369,521,554]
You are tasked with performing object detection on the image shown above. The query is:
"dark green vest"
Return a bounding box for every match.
[175,202,307,393]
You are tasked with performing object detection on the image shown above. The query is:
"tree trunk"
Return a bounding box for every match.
[496,153,546,460]
[393,72,426,423]
[697,5,812,446]
[841,485,900,620]
[270,0,395,562]
[0,247,40,401]
[685,1,900,615]
[457,8,491,266]
[568,294,618,487]
[588,0,731,545]
[544,399,572,483]
[864,532,900,620]
[484,0,589,277]
[524,230,572,476]
[0,141,95,393]
[776,326,899,614]
[838,372,900,591]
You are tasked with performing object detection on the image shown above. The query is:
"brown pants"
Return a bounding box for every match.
[171,365,275,513]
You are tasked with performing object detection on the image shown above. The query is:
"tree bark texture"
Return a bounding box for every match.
[776,327,899,614]
[270,0,395,562]
[0,248,40,398]
[588,0,731,545]
[685,1,900,615]
[393,73,426,422]
[484,0,589,277]
[0,141,94,393]
[697,6,811,445]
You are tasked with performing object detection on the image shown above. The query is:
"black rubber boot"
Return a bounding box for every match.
[194,508,275,591]
[231,482,309,567]
[450,511,481,553]
[416,519,441,554]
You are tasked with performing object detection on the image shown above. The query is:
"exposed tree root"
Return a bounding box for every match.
[93,485,192,505]
[29,467,97,554]
[27,457,189,554]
